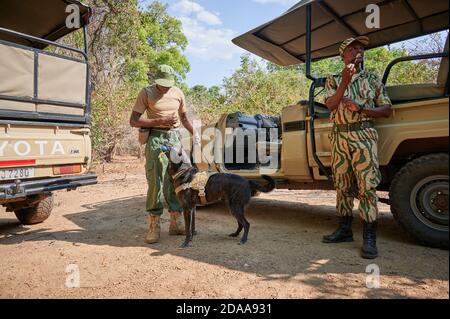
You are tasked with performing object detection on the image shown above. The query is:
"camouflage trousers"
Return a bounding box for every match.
[330,127,382,223]
[144,130,183,216]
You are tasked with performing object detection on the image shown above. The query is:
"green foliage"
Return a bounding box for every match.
[224,55,309,114]
[77,0,190,162]
[135,1,190,87]
[57,2,445,161]
[309,47,440,85]
[37,0,194,162]
[189,54,309,123]
[187,85,225,123]
[189,43,443,123]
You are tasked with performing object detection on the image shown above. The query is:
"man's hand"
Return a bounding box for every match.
[342,98,360,112]
[341,64,357,86]
[159,113,178,127]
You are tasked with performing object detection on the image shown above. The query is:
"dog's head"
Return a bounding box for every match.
[161,144,192,177]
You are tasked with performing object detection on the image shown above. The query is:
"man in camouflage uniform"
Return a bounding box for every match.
[322,36,393,259]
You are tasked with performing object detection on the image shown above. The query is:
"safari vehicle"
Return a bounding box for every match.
[197,0,449,248]
[0,0,97,225]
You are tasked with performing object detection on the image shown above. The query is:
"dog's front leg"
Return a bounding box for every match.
[181,208,191,248]
[193,207,197,236]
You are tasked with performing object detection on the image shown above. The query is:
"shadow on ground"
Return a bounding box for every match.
[0,195,447,298]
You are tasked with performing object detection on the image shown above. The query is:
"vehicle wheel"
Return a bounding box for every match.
[390,153,448,249]
[14,194,54,225]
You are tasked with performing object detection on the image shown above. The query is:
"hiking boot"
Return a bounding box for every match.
[145,214,161,244]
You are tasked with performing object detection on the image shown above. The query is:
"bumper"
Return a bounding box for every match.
[0,173,97,200]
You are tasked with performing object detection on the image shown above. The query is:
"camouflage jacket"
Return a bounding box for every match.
[325,70,392,124]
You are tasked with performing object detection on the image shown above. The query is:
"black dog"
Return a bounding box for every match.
[162,145,275,248]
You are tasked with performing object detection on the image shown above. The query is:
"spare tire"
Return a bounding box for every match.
[389,154,448,249]
[14,194,54,225]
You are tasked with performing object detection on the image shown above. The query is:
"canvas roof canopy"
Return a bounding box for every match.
[0,0,91,49]
[232,0,449,66]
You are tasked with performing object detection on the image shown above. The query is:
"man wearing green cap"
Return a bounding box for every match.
[322,36,393,259]
[130,64,195,244]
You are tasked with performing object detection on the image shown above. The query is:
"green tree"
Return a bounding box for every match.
[130,1,190,88]
[189,40,442,124]
[189,54,309,122]
[310,46,440,85]
[79,0,190,162]
[54,1,191,161]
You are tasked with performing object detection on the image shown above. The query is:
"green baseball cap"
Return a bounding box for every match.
[155,64,176,87]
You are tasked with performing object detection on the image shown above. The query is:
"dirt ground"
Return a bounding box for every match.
[0,157,448,299]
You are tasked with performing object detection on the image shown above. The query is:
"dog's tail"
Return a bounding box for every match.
[249,175,276,195]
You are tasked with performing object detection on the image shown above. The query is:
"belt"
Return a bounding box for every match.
[334,121,374,132]
[152,127,180,133]
[153,127,174,131]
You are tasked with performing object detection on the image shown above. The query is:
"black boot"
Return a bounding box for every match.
[322,216,354,243]
[362,221,378,259]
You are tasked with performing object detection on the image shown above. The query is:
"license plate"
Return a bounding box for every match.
[0,167,35,180]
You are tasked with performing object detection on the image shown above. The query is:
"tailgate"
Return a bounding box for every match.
[0,123,92,181]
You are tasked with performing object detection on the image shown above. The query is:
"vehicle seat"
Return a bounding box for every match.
[386,35,448,103]
[300,100,330,119]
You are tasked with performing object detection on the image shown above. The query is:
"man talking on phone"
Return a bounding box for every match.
[322,37,393,259]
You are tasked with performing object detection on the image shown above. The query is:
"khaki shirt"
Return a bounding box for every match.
[325,70,392,124]
[133,85,187,128]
